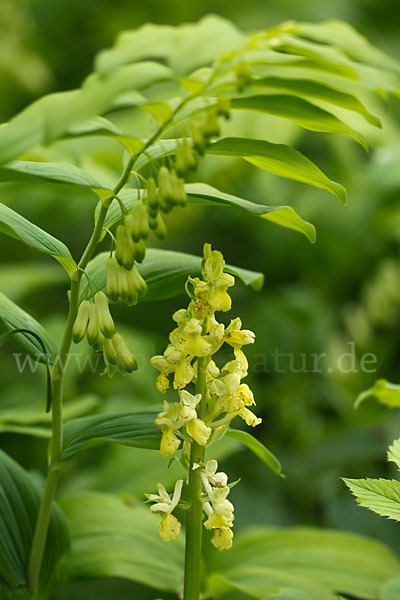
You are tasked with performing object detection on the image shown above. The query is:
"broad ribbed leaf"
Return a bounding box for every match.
[0,450,69,597]
[207,138,346,204]
[261,589,332,600]
[209,527,400,600]
[226,429,283,477]
[231,95,368,150]
[0,204,76,276]
[60,492,184,592]
[355,379,400,409]
[0,292,57,364]
[64,117,145,154]
[343,478,400,522]
[381,577,400,600]
[79,249,264,303]
[251,77,381,127]
[60,411,161,462]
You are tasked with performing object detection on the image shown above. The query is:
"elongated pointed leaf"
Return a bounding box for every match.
[0,161,113,206]
[99,183,315,243]
[251,77,382,127]
[0,204,76,276]
[209,527,400,600]
[60,411,161,462]
[226,429,283,477]
[0,292,57,364]
[0,450,69,597]
[343,478,400,522]
[388,439,400,471]
[231,95,368,150]
[60,492,184,591]
[63,117,145,154]
[79,248,264,303]
[207,138,346,204]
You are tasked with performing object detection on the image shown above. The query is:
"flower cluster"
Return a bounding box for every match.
[147,244,261,550]
[190,99,230,156]
[72,291,137,376]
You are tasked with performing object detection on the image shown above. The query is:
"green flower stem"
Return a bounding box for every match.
[28,204,109,597]
[183,353,209,600]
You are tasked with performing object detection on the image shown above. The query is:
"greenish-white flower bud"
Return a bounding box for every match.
[72,300,91,343]
[112,333,138,372]
[94,291,115,339]
[115,225,134,270]
[190,120,206,156]
[131,238,146,263]
[103,337,118,365]
[175,138,196,177]
[171,171,187,207]
[106,257,120,302]
[86,303,102,347]
[158,166,174,213]
[146,177,158,212]
[152,212,167,241]
[126,200,149,242]
[216,96,231,120]
[129,265,147,296]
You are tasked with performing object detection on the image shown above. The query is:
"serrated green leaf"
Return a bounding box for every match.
[388,439,400,471]
[354,379,400,409]
[0,204,76,276]
[209,527,400,600]
[0,450,69,597]
[207,138,347,204]
[60,411,161,462]
[0,292,57,365]
[60,492,184,591]
[79,249,264,303]
[343,478,400,522]
[249,77,382,127]
[231,95,368,150]
[225,429,283,477]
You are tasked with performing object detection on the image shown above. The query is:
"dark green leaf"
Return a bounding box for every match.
[0,451,69,597]
[79,249,264,303]
[0,292,57,365]
[60,411,161,462]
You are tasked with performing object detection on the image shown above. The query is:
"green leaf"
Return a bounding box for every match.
[388,439,400,471]
[0,292,57,365]
[343,478,400,522]
[63,117,145,154]
[186,183,316,243]
[0,450,69,597]
[207,138,347,205]
[79,248,264,303]
[251,77,382,127]
[141,102,173,124]
[225,429,283,477]
[354,379,400,409]
[208,527,400,600]
[60,411,161,462]
[60,492,184,592]
[380,577,400,600]
[101,183,315,243]
[0,161,113,206]
[0,264,66,303]
[231,95,368,150]
[0,203,76,276]
[262,589,334,600]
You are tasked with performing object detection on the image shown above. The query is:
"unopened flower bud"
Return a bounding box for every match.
[131,238,146,263]
[106,257,120,302]
[146,176,158,212]
[158,166,174,213]
[216,96,231,120]
[103,337,118,365]
[235,63,252,92]
[115,225,134,270]
[126,200,149,241]
[128,265,147,296]
[204,110,220,139]
[94,291,114,338]
[190,120,206,155]
[150,212,167,240]
[86,303,102,347]
[72,300,91,343]
[112,332,138,372]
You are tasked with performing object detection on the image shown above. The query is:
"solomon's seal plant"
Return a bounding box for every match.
[0,14,399,600]
[147,244,260,568]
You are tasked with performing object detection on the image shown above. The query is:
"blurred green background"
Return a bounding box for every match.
[1,1,400,598]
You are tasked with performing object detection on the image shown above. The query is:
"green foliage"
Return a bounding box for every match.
[225,429,283,477]
[0,451,69,599]
[343,477,400,522]
[355,379,400,409]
